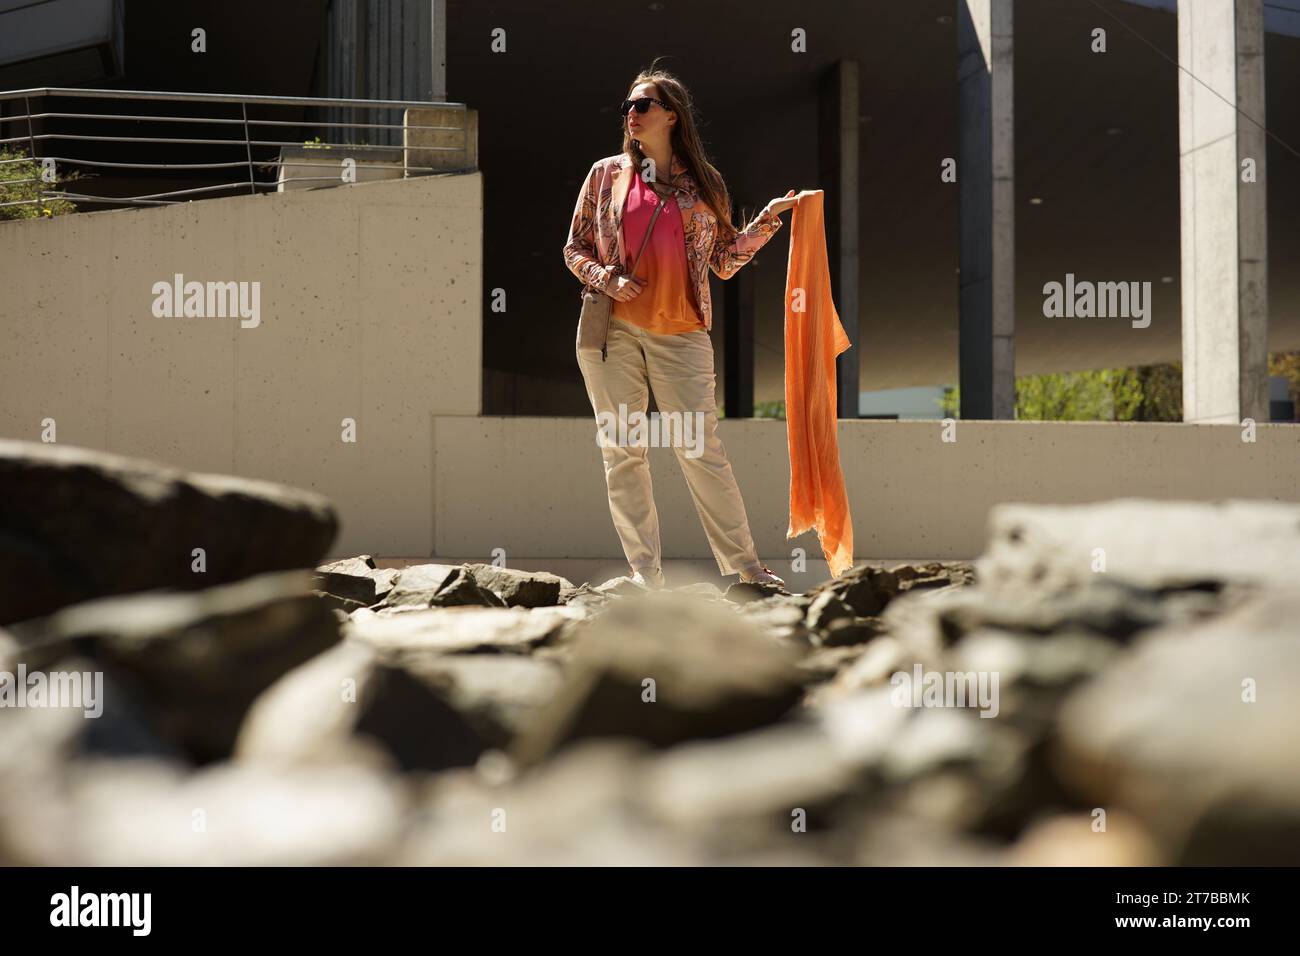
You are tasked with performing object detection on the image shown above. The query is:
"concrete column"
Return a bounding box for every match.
[1178,0,1269,424]
[426,0,447,101]
[723,268,755,419]
[957,0,1015,420]
[817,60,860,419]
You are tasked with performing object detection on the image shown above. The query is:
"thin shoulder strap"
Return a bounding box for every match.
[626,180,675,276]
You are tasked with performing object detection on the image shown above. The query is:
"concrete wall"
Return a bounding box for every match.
[432,416,1300,564]
[0,172,483,557]
[4,170,1296,571]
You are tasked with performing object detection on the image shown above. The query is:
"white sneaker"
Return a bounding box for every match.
[630,566,666,589]
[739,563,786,588]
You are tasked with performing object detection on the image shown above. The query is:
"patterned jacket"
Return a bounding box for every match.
[563,152,784,333]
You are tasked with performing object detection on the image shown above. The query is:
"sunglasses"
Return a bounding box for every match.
[620,96,671,116]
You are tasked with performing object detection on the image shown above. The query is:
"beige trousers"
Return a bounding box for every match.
[576,316,761,577]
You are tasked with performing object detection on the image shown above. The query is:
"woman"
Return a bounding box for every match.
[563,65,804,590]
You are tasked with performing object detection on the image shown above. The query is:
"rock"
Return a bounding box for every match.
[236,636,504,773]
[398,741,708,866]
[559,582,612,611]
[637,722,857,839]
[893,561,976,592]
[1054,588,1300,864]
[1007,811,1166,866]
[736,602,813,647]
[857,578,957,654]
[853,812,1006,866]
[938,577,1215,645]
[676,582,727,599]
[346,604,582,655]
[318,555,377,575]
[592,575,650,597]
[0,655,185,793]
[878,707,1022,785]
[952,629,1118,690]
[839,698,1036,839]
[4,570,340,762]
[806,565,901,616]
[397,653,565,746]
[512,591,805,764]
[434,566,509,607]
[234,641,393,767]
[459,564,572,607]
[817,615,887,648]
[808,638,912,705]
[374,563,455,605]
[0,758,404,865]
[0,438,338,625]
[797,645,868,683]
[724,581,786,604]
[311,590,370,615]
[313,555,398,607]
[805,591,855,630]
[978,498,1300,592]
[375,564,506,610]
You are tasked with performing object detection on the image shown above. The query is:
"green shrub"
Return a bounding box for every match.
[939,364,1184,421]
[0,147,82,220]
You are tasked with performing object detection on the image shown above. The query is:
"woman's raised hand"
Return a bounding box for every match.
[766,189,818,216]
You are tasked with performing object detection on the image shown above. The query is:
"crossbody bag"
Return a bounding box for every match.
[576,180,674,362]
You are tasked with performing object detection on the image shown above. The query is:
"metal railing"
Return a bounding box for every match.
[0,87,472,213]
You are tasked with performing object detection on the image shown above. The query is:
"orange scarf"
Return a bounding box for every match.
[783,190,854,578]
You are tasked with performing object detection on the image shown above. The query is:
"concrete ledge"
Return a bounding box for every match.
[430,415,1300,562]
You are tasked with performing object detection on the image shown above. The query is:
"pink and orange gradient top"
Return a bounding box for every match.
[611,173,704,335]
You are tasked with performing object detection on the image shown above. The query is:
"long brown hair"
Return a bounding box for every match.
[621,61,751,246]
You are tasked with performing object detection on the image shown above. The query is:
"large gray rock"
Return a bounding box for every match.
[934,577,1212,643]
[816,616,888,648]
[346,605,582,655]
[558,582,613,612]
[637,721,858,844]
[804,591,855,631]
[808,637,912,704]
[459,563,572,607]
[805,564,901,616]
[735,601,813,647]
[397,653,565,746]
[0,651,184,765]
[235,639,493,772]
[891,561,976,593]
[0,439,338,625]
[4,569,340,762]
[512,591,805,765]
[1,757,404,866]
[978,498,1300,592]
[1007,811,1165,866]
[1054,588,1300,864]
[398,741,710,866]
[376,563,506,610]
[313,555,399,608]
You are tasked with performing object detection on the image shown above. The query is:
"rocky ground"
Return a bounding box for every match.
[1,438,1297,865]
